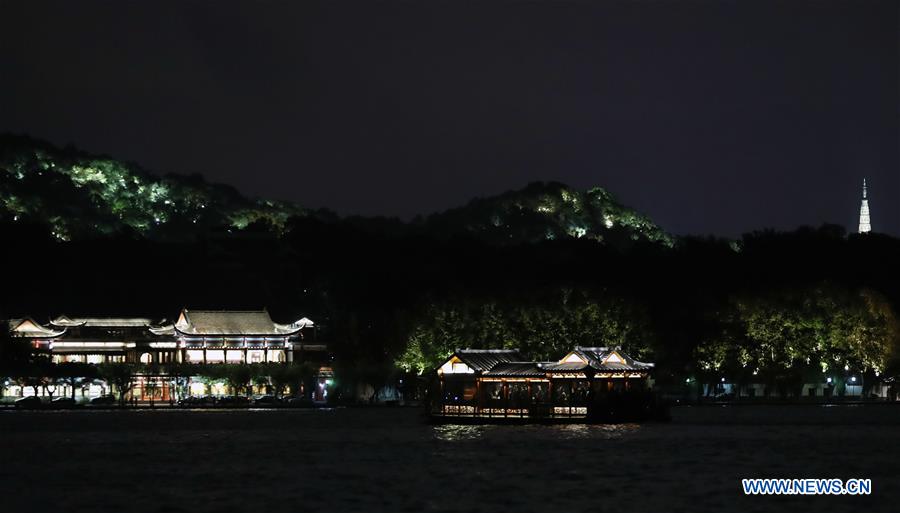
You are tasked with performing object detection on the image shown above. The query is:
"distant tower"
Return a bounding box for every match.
[858,178,871,233]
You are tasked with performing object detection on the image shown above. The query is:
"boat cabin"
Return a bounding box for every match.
[434,346,655,420]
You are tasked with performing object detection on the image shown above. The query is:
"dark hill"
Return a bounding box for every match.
[0,135,670,247]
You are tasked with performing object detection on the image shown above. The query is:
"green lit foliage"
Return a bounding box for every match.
[227,201,304,233]
[2,138,669,248]
[396,288,654,374]
[0,135,309,240]
[396,307,468,373]
[694,284,900,395]
[422,181,673,248]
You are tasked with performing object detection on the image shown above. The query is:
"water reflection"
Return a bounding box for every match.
[432,422,639,442]
[547,422,640,440]
[433,424,490,441]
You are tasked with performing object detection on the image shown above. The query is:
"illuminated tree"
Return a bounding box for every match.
[396,288,654,374]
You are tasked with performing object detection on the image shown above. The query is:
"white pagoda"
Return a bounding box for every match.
[858,178,871,234]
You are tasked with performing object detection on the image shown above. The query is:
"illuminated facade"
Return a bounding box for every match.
[148,309,321,365]
[433,347,656,421]
[4,310,330,402]
[858,178,871,233]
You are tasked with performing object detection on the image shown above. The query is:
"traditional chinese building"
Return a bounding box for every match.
[48,316,160,364]
[149,309,320,365]
[433,346,657,421]
[8,310,323,366]
[3,309,330,402]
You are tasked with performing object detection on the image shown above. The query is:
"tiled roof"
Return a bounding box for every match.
[455,349,522,373]
[540,362,589,372]
[49,315,81,327]
[284,317,314,329]
[148,325,176,336]
[7,318,66,338]
[570,346,654,372]
[599,360,654,371]
[51,316,154,328]
[484,362,546,377]
[572,346,610,365]
[173,310,301,336]
[449,347,654,375]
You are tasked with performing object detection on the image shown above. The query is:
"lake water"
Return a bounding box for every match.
[0,405,896,512]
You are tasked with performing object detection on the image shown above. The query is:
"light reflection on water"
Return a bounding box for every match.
[548,422,640,439]
[432,424,490,441]
[432,422,640,442]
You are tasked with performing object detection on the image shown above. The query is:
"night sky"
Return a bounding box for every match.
[1,0,896,237]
